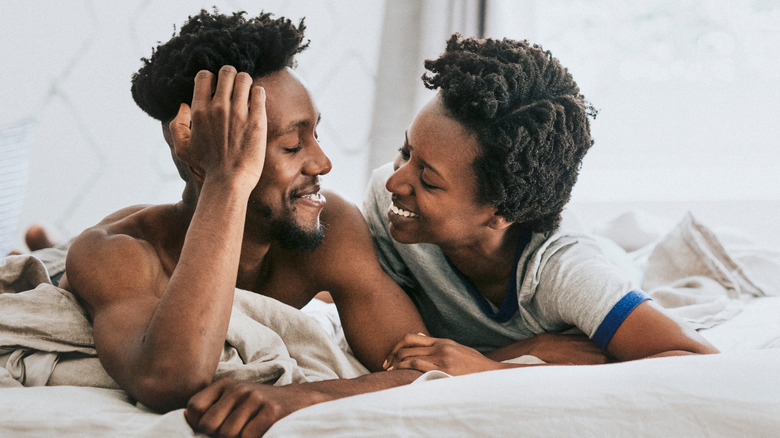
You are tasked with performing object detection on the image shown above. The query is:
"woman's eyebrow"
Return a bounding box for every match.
[406,131,443,179]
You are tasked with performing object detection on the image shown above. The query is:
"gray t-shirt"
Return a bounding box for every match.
[363,163,647,353]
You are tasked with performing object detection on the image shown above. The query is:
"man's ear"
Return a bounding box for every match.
[162,121,202,184]
[488,213,514,231]
[161,122,173,148]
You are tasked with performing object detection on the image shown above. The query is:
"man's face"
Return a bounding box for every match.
[247,68,332,251]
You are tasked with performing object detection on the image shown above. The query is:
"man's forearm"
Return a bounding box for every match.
[304,369,423,401]
[186,369,424,436]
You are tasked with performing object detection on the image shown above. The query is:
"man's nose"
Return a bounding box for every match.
[304,140,332,176]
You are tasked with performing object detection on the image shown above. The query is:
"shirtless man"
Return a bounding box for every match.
[61,9,428,413]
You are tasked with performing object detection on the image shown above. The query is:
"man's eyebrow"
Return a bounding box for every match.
[405,131,443,179]
[270,113,322,139]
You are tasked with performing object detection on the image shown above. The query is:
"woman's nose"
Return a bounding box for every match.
[385,161,412,196]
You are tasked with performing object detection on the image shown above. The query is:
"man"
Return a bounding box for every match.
[61,9,429,413]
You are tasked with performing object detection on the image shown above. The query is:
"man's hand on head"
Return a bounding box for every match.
[170,65,268,190]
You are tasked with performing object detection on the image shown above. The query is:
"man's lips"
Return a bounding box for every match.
[291,184,326,205]
[298,192,326,203]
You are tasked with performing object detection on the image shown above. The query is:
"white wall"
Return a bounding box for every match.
[1,0,384,250]
[486,0,780,203]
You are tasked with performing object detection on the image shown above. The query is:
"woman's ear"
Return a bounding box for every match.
[488,213,514,231]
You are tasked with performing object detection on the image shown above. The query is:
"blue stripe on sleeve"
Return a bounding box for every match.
[592,290,651,349]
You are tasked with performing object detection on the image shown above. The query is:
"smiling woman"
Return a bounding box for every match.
[364,35,719,378]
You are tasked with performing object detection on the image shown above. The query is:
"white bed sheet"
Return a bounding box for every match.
[1,296,777,437]
[267,349,780,437]
[264,297,780,437]
[1,210,778,437]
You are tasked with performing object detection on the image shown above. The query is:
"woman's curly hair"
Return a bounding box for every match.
[131,8,308,122]
[424,34,596,232]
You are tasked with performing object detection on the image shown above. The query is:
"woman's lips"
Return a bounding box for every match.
[389,202,418,218]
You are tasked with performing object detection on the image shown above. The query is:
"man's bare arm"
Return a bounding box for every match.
[186,370,423,437]
[65,67,267,412]
[313,193,429,371]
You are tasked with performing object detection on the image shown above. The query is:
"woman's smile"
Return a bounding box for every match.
[389,202,419,218]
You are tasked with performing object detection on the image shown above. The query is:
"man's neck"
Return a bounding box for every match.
[235,239,274,291]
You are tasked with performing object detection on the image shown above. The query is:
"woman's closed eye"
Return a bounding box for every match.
[419,171,439,190]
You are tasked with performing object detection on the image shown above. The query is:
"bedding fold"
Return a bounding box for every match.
[0,254,367,390]
[639,213,778,329]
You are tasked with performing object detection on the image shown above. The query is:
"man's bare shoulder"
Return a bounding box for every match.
[64,204,175,310]
[301,191,382,282]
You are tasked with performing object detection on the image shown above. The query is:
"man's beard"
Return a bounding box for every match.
[269,217,324,252]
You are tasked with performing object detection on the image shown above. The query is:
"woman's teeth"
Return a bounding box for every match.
[391,203,418,218]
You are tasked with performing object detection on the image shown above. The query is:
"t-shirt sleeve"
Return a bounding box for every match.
[591,290,650,349]
[532,234,650,348]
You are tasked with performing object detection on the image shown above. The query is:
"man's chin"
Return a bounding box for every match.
[272,220,325,252]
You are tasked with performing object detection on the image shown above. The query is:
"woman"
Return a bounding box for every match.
[366,34,718,375]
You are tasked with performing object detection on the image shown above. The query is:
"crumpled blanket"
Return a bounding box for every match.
[0,254,368,389]
[603,212,779,330]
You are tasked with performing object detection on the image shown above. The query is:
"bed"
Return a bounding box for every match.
[1,208,779,437]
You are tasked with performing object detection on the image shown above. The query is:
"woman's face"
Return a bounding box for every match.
[385,94,499,248]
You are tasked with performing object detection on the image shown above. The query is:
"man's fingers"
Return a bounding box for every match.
[242,402,286,438]
[216,397,263,438]
[169,103,192,154]
[213,65,238,102]
[194,387,250,435]
[231,72,253,108]
[249,84,267,128]
[185,378,234,430]
[191,70,216,109]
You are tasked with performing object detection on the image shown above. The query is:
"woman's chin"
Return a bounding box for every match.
[388,226,420,245]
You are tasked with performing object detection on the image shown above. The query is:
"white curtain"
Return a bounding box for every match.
[366,0,486,176]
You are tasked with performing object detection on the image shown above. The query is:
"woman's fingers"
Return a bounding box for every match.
[392,357,438,373]
[384,333,435,369]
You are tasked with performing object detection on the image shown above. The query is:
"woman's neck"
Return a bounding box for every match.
[441,225,523,305]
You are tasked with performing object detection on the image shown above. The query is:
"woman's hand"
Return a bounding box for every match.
[383,333,505,376]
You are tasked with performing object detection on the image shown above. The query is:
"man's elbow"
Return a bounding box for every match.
[131,371,212,412]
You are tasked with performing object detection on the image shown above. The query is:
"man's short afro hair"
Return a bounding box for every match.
[131,8,308,122]
[424,34,596,232]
